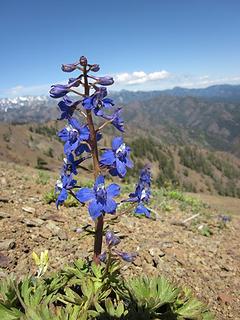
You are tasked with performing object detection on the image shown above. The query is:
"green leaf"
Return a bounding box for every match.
[177,297,205,318]
[115,301,125,317]
[0,304,23,320]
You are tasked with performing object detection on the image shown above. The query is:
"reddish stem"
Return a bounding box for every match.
[83,66,103,264]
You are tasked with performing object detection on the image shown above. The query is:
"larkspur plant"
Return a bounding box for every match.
[0,56,214,320]
[50,56,152,264]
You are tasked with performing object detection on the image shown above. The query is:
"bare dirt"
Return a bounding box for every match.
[0,161,239,319]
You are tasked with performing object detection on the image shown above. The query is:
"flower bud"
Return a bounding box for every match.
[68,77,81,87]
[105,230,120,247]
[99,251,107,262]
[95,86,108,99]
[49,84,69,98]
[80,56,88,66]
[61,64,77,72]
[117,251,137,262]
[95,76,114,86]
[90,64,100,72]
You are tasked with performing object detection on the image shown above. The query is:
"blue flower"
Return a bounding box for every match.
[82,87,114,116]
[58,118,90,155]
[124,166,152,218]
[75,175,120,220]
[129,185,151,218]
[138,165,151,187]
[102,108,124,132]
[62,153,88,175]
[55,174,77,208]
[58,96,81,120]
[100,137,133,177]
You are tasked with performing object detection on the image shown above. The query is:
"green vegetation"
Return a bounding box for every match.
[43,189,57,204]
[36,171,50,185]
[30,125,58,138]
[44,147,54,158]
[0,256,214,319]
[35,157,48,170]
[152,188,208,213]
[43,190,81,207]
[130,137,178,186]
[178,146,214,178]
[3,132,11,143]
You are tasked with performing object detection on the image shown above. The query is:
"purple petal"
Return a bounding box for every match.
[69,118,82,131]
[58,128,69,142]
[88,200,103,220]
[135,204,150,218]
[82,97,94,110]
[75,143,90,156]
[79,126,90,141]
[105,231,120,246]
[64,140,79,155]
[75,188,94,203]
[126,157,134,168]
[116,159,127,177]
[104,198,117,213]
[100,150,115,165]
[106,184,120,197]
[103,98,114,108]
[118,252,137,262]
[112,137,123,151]
[56,189,68,208]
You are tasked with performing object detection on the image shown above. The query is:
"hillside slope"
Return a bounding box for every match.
[1,121,240,198]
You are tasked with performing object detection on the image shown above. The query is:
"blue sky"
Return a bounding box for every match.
[0,0,240,97]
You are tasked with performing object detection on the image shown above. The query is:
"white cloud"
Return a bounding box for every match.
[1,73,240,98]
[0,83,52,98]
[114,70,171,86]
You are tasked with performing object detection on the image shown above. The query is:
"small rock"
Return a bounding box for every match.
[144,253,153,264]
[22,218,44,227]
[133,256,142,267]
[149,247,165,258]
[46,221,68,240]
[46,221,60,235]
[217,293,233,305]
[0,254,11,268]
[42,212,65,222]
[0,211,11,219]
[161,242,173,249]
[0,239,16,251]
[39,229,52,239]
[29,197,40,203]
[58,231,68,240]
[22,206,36,214]
[0,177,7,186]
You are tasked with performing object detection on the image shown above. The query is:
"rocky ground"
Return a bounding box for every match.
[0,160,239,319]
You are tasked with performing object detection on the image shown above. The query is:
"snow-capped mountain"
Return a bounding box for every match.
[0,96,57,123]
[1,84,240,123]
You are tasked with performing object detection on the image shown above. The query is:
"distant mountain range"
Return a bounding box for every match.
[112,84,240,103]
[1,84,240,117]
[0,84,240,156]
[1,84,240,197]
